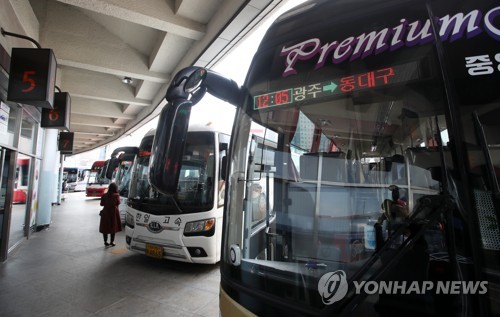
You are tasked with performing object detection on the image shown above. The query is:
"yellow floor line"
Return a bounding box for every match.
[110,247,128,254]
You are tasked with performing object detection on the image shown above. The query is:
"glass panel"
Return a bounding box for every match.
[10,154,31,248]
[18,109,37,154]
[456,59,500,315]
[218,133,231,207]
[29,159,40,230]
[0,148,9,210]
[117,161,133,197]
[0,148,11,252]
[0,102,20,147]
[223,1,459,314]
[129,131,216,214]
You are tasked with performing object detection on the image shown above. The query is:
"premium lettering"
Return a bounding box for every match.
[280,6,500,77]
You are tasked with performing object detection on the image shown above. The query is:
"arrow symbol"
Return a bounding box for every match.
[323,82,337,93]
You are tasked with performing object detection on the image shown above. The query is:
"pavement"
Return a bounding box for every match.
[0,191,221,317]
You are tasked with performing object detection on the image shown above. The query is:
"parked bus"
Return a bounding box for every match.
[101,147,139,223]
[62,167,89,192]
[125,123,230,264]
[86,160,110,197]
[148,0,500,315]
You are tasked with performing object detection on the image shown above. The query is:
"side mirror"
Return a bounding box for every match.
[149,100,192,196]
[149,66,241,197]
[100,160,110,179]
[105,158,120,179]
[221,156,228,181]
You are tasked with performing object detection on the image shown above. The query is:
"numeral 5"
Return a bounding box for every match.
[22,70,36,92]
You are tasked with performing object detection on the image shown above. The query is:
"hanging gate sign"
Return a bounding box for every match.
[41,92,71,130]
[58,131,74,154]
[7,48,57,109]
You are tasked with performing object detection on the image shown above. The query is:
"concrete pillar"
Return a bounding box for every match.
[36,129,59,230]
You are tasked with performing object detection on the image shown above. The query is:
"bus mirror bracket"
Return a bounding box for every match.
[150,67,241,196]
[150,67,201,196]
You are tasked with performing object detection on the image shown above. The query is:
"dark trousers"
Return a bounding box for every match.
[103,233,115,243]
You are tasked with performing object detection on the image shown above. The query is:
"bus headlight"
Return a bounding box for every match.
[184,218,215,237]
[126,212,135,228]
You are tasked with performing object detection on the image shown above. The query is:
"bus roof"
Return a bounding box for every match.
[91,161,106,168]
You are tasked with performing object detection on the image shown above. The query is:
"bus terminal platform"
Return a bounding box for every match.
[0,191,220,317]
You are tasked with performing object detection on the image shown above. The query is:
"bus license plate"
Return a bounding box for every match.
[145,244,163,259]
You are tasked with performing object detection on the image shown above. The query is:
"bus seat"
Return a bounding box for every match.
[300,152,347,182]
[405,148,448,189]
[287,182,345,262]
[287,183,315,233]
[287,182,316,260]
[385,154,406,184]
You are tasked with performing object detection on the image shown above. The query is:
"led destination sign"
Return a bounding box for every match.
[254,61,420,110]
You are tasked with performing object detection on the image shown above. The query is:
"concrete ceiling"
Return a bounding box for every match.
[16,0,289,154]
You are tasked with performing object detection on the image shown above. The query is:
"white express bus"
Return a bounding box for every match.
[125,124,230,264]
[148,0,500,316]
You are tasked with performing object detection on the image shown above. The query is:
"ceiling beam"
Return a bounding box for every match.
[70,97,135,120]
[174,0,221,23]
[59,68,151,106]
[149,32,192,73]
[40,1,170,83]
[72,127,118,136]
[55,0,205,40]
[71,114,125,129]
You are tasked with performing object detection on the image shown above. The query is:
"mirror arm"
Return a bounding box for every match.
[204,71,241,106]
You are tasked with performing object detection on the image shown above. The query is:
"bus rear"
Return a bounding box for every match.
[125,126,230,264]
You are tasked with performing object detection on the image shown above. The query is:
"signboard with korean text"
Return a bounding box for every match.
[41,92,71,130]
[254,62,421,110]
[7,48,57,109]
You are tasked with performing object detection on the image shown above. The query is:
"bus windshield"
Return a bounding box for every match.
[65,171,78,183]
[117,161,133,197]
[87,170,109,185]
[129,131,216,214]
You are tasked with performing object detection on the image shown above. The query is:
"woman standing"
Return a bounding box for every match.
[99,182,121,246]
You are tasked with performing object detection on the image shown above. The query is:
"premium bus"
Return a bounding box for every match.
[125,124,230,264]
[86,160,110,197]
[147,0,500,315]
[101,147,139,223]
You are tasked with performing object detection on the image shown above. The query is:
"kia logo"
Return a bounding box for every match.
[147,221,163,233]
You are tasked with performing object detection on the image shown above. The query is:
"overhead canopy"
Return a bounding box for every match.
[3,0,291,154]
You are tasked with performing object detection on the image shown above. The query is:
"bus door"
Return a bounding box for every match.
[243,134,277,260]
[437,1,500,307]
